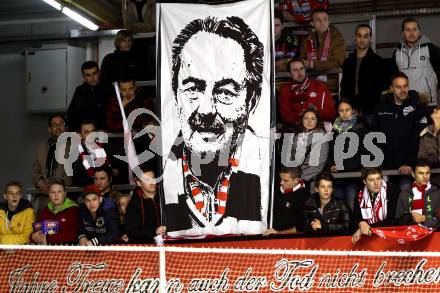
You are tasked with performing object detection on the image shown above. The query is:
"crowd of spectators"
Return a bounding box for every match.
[1,8,440,245]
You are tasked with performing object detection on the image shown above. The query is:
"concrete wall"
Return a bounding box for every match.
[0,47,47,192]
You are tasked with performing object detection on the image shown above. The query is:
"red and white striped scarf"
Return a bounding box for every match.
[291,76,311,95]
[306,29,331,62]
[280,179,305,194]
[78,142,108,177]
[411,182,431,215]
[182,153,239,220]
[358,180,387,225]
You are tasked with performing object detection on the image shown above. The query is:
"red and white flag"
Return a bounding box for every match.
[371,225,436,245]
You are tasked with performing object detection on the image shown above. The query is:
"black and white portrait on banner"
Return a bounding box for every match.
[159,0,272,237]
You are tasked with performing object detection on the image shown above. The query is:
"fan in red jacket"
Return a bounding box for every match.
[278,59,335,125]
[31,178,79,245]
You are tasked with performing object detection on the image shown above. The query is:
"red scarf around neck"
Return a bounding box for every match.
[306,29,331,62]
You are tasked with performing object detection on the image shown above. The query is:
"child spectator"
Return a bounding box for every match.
[0,181,35,244]
[304,172,351,234]
[125,166,165,243]
[115,192,131,243]
[264,166,308,235]
[31,178,79,245]
[78,185,120,246]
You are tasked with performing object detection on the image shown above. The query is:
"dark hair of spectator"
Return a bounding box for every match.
[47,177,66,190]
[401,17,420,31]
[134,164,157,182]
[389,71,409,86]
[337,98,355,109]
[117,76,136,86]
[285,58,306,72]
[80,120,96,129]
[81,61,99,75]
[316,172,334,186]
[274,11,284,23]
[114,29,133,49]
[279,166,302,180]
[311,8,328,20]
[171,16,264,114]
[355,24,372,37]
[4,181,21,194]
[414,159,431,171]
[361,167,382,181]
[296,106,325,133]
[94,166,113,182]
[48,114,65,127]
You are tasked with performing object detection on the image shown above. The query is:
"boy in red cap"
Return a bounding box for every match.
[78,184,120,246]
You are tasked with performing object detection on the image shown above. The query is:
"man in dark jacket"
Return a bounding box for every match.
[372,72,430,182]
[125,167,165,243]
[395,160,440,228]
[100,30,137,85]
[264,167,308,235]
[304,172,351,234]
[78,184,120,246]
[340,24,388,117]
[67,61,113,132]
[352,168,399,244]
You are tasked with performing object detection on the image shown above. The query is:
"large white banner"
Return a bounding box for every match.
[159,0,273,237]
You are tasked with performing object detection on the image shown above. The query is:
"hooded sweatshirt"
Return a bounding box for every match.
[394,35,440,105]
[37,198,79,244]
[0,199,35,244]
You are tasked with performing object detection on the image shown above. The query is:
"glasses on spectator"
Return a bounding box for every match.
[50,123,65,129]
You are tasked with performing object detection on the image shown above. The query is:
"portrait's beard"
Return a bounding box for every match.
[179,110,247,160]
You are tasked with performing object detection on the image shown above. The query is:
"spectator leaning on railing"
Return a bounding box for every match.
[30,178,79,245]
[304,172,351,234]
[0,181,35,244]
[264,166,308,236]
[352,167,399,244]
[395,160,440,228]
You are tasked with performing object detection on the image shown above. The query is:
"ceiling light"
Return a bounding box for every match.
[42,0,62,11]
[62,7,99,31]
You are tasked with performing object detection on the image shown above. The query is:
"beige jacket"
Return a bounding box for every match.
[31,140,72,190]
[300,25,346,71]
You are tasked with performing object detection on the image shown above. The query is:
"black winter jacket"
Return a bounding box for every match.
[125,187,161,243]
[67,82,113,132]
[100,50,137,85]
[272,187,309,232]
[340,47,388,116]
[372,90,431,169]
[78,197,120,245]
[304,193,351,234]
